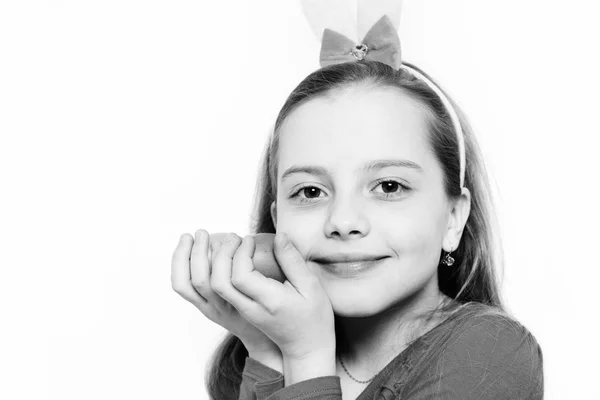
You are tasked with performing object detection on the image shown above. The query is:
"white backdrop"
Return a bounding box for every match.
[1,1,598,399]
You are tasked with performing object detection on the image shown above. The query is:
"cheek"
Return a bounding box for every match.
[381,203,446,258]
[374,207,446,304]
[275,210,323,257]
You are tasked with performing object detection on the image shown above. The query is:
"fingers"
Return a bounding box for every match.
[190,229,223,306]
[231,235,283,312]
[210,233,260,314]
[273,232,315,292]
[171,232,210,311]
[172,230,272,321]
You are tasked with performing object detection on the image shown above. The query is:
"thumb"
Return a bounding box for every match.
[273,232,313,290]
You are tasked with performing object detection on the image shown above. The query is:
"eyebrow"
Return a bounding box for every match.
[281,159,423,181]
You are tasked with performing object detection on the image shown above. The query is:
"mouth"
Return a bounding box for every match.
[313,256,389,276]
[312,255,388,264]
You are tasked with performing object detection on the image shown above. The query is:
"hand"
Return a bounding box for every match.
[171,230,282,372]
[214,232,336,360]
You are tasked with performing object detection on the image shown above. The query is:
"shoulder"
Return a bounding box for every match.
[402,302,544,399]
[445,302,542,356]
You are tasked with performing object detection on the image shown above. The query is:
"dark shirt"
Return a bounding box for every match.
[239,302,544,400]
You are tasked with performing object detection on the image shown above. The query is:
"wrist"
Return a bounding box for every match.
[282,348,337,387]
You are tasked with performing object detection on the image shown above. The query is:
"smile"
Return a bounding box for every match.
[315,257,388,277]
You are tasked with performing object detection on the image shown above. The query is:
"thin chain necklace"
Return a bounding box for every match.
[337,300,467,385]
[337,302,466,384]
[337,354,377,384]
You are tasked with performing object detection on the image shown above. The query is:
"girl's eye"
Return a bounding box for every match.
[289,179,410,204]
[372,179,411,198]
[290,186,326,204]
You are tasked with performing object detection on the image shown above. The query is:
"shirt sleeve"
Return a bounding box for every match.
[265,376,342,400]
[239,357,285,400]
[403,313,544,400]
[240,357,342,400]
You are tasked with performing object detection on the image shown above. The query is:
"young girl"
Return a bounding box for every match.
[171,18,544,400]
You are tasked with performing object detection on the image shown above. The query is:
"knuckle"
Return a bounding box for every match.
[230,274,244,288]
[171,281,183,293]
[172,281,191,297]
[208,232,226,250]
[190,277,209,291]
[263,301,279,315]
[224,233,242,245]
[210,232,241,255]
[214,235,242,258]
[210,274,224,295]
[212,284,225,297]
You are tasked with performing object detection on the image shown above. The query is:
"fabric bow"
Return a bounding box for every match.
[319,15,401,70]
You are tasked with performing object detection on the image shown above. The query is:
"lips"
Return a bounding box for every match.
[315,257,388,277]
[312,255,388,264]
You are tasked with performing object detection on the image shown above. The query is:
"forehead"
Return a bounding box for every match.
[278,86,434,178]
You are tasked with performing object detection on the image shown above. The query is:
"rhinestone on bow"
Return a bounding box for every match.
[351,43,369,60]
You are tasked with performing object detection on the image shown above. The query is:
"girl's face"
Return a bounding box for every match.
[271,86,462,317]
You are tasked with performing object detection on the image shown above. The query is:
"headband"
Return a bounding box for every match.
[300,0,466,189]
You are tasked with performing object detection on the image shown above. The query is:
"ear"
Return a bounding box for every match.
[443,187,471,252]
[270,201,277,228]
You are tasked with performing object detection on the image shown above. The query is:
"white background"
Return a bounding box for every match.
[1,0,598,399]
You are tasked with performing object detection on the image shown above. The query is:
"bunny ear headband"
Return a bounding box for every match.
[300,0,466,189]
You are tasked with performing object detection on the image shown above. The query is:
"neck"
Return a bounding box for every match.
[336,282,453,377]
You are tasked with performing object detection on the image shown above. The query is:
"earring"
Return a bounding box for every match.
[441,247,455,266]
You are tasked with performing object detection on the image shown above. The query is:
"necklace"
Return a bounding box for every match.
[337,301,469,385]
[337,354,377,384]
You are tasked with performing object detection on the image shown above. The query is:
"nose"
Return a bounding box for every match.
[324,195,370,240]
